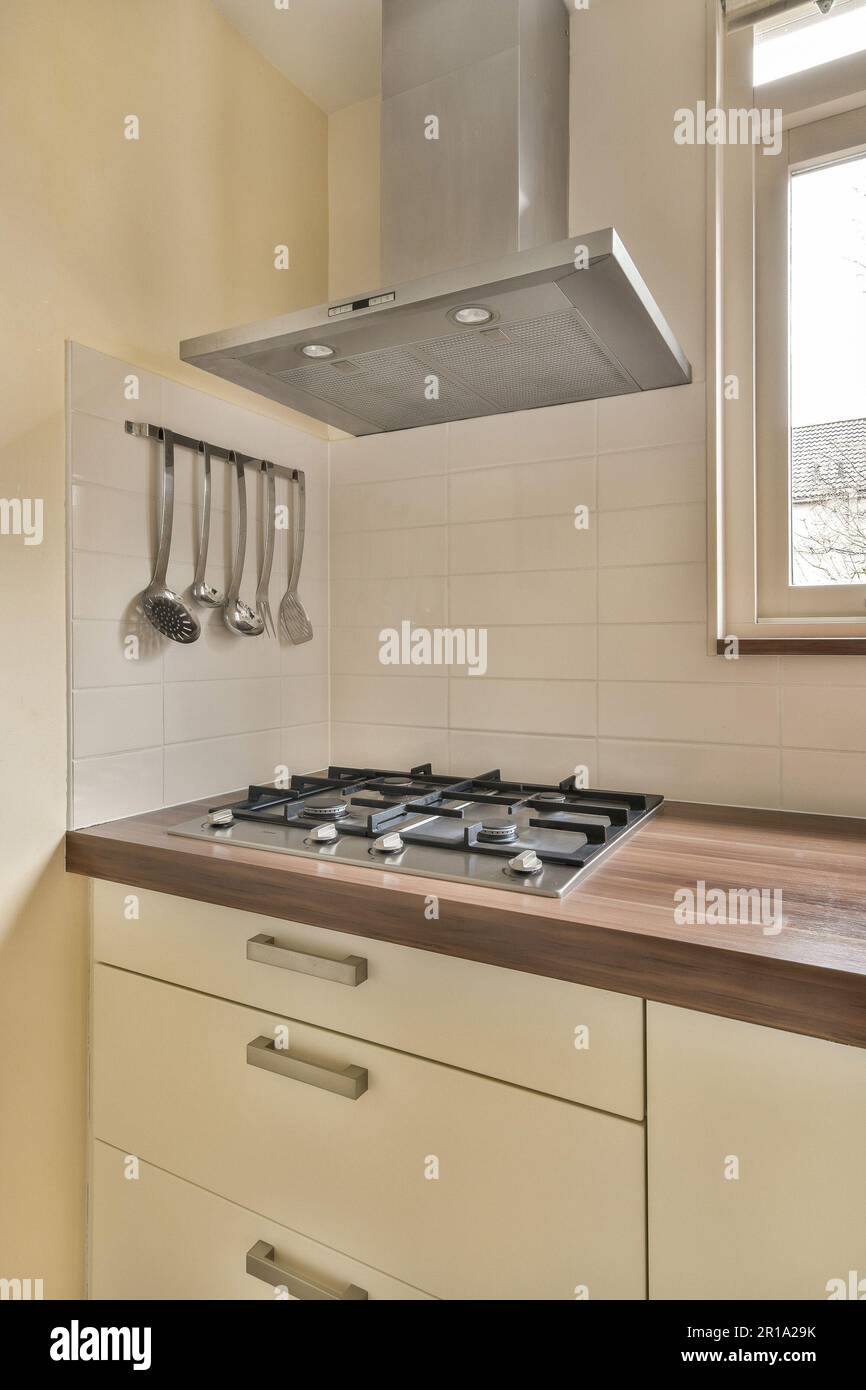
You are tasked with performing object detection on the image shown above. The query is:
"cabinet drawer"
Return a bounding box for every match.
[93,881,644,1118]
[93,965,645,1300]
[91,1141,431,1300]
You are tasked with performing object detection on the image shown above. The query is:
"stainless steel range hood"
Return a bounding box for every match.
[181,0,691,436]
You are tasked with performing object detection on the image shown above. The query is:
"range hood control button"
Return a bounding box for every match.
[507,850,543,875]
[310,822,339,843]
[208,808,235,828]
[373,832,404,853]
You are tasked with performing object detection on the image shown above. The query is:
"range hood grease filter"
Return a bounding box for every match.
[181,2,690,436]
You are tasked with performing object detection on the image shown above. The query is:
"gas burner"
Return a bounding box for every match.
[179,766,665,899]
[477,818,519,843]
[304,794,350,818]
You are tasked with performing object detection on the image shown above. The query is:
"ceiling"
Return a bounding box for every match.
[211,0,382,114]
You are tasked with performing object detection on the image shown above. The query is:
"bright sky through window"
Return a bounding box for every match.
[790,153,866,427]
[755,2,866,85]
[790,154,866,585]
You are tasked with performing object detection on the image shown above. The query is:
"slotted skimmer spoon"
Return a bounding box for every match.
[141,429,201,644]
[279,470,313,644]
[224,454,264,637]
[191,442,224,609]
[255,462,277,638]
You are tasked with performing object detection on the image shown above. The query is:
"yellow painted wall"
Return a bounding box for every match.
[0,0,328,1296]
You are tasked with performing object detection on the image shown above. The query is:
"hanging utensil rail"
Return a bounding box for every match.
[125,421,301,484]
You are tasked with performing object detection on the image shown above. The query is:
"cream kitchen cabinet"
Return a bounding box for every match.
[91,1141,433,1300]
[648,1003,866,1300]
[92,963,646,1301]
[92,880,645,1119]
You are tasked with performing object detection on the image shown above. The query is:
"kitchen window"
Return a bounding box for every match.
[712,0,866,646]
[753,0,866,84]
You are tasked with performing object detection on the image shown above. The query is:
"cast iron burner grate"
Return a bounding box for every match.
[176,764,664,897]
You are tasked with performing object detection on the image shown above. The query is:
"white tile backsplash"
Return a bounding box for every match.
[449,456,597,522]
[164,677,282,745]
[72,551,154,621]
[162,618,281,682]
[781,686,866,754]
[599,739,782,810]
[447,731,598,785]
[598,624,778,685]
[449,400,597,470]
[332,575,448,628]
[71,412,161,497]
[69,343,162,424]
[73,685,163,759]
[450,678,597,738]
[598,681,780,747]
[281,722,330,774]
[330,422,447,485]
[72,620,164,688]
[68,345,330,826]
[598,502,706,568]
[280,675,329,727]
[327,395,813,818]
[449,515,596,574]
[331,474,447,533]
[332,674,448,728]
[163,730,282,806]
[598,441,706,511]
[332,527,447,580]
[449,570,598,627]
[280,627,329,676]
[782,749,866,817]
[69,351,866,825]
[597,382,706,454]
[450,626,597,682]
[598,564,707,624]
[72,747,164,827]
[331,722,449,769]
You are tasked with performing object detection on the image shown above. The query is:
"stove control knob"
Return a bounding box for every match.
[373,831,404,853]
[310,822,338,842]
[507,850,543,875]
[208,808,235,828]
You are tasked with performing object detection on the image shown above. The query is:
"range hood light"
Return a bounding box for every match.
[450,305,494,326]
[301,343,335,359]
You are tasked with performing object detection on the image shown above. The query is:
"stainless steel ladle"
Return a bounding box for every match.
[223,453,264,637]
[191,442,224,608]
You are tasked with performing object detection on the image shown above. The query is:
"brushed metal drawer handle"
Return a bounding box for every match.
[247,1035,368,1100]
[246,1240,368,1301]
[246,933,368,987]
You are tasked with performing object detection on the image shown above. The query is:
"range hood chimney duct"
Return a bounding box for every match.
[379,0,570,284]
[180,0,691,437]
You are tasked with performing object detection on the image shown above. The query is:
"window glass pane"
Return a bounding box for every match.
[755,0,866,85]
[790,153,866,585]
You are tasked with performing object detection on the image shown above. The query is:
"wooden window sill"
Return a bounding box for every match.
[717,639,866,655]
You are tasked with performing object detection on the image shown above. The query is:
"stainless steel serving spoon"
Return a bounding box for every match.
[191,442,224,608]
[223,454,264,637]
[142,429,201,644]
[255,462,277,638]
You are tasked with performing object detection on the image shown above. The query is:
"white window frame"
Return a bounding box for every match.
[710,0,866,648]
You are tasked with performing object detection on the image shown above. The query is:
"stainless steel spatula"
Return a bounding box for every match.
[279,471,313,645]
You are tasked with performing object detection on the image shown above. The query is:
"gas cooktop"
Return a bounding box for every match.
[169,765,663,899]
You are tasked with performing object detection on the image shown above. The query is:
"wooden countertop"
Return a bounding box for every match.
[66,795,866,1049]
